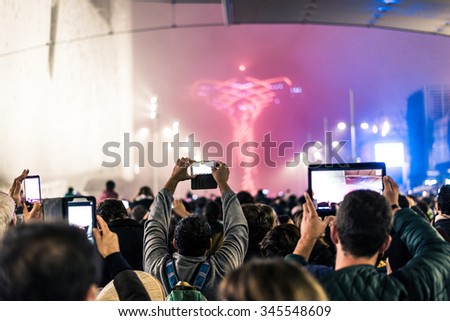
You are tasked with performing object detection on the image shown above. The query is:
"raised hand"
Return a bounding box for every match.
[9,169,29,206]
[93,215,120,258]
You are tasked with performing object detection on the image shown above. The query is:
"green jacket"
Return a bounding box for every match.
[287,209,450,300]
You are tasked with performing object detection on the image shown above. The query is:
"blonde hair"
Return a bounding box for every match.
[219,259,328,301]
[0,192,15,239]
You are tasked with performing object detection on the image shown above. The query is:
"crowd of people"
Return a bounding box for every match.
[0,159,449,301]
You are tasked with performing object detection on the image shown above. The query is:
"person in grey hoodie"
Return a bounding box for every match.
[143,157,248,300]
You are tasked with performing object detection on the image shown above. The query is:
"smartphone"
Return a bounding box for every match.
[190,161,218,190]
[65,197,96,244]
[189,161,216,176]
[121,200,130,210]
[24,175,41,203]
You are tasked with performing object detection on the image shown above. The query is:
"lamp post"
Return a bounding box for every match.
[349,89,357,162]
[149,96,159,191]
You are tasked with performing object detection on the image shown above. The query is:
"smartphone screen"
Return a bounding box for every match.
[190,161,215,175]
[66,199,96,243]
[121,200,130,210]
[24,175,41,203]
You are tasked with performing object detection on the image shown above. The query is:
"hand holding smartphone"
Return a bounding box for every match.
[189,161,218,190]
[24,175,41,208]
[65,197,96,244]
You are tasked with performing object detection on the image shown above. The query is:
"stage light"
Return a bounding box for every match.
[332,141,339,148]
[425,179,437,186]
[195,75,295,194]
[374,142,404,167]
[290,87,302,94]
[372,124,379,134]
[381,120,390,137]
[313,151,323,161]
[162,127,172,137]
[360,122,369,130]
[337,122,347,130]
[239,65,246,71]
[138,127,149,139]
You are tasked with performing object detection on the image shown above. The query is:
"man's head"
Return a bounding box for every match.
[105,180,116,191]
[0,192,15,238]
[237,191,255,205]
[260,223,300,258]
[242,203,277,249]
[97,199,127,223]
[174,215,211,256]
[333,190,392,258]
[131,204,148,223]
[203,200,222,224]
[437,185,450,215]
[0,222,98,300]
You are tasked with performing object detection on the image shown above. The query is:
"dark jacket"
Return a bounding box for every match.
[435,218,450,242]
[100,218,144,286]
[287,209,450,300]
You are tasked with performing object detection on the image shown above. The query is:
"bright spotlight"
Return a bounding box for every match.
[162,127,172,137]
[313,151,323,161]
[372,125,379,134]
[138,127,149,139]
[374,142,404,167]
[239,65,246,71]
[360,122,369,130]
[424,179,438,186]
[337,122,347,130]
[381,120,390,137]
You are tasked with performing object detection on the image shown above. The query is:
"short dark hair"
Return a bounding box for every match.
[335,190,392,257]
[106,180,116,191]
[260,224,300,258]
[398,194,410,209]
[138,186,154,198]
[0,222,97,300]
[97,199,127,222]
[242,203,276,249]
[174,215,211,256]
[131,205,148,223]
[203,200,222,224]
[438,185,450,214]
[237,191,255,205]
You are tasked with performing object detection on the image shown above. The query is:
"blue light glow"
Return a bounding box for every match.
[382,0,398,4]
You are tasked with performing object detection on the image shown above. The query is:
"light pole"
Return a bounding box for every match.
[349,89,357,162]
[149,96,159,192]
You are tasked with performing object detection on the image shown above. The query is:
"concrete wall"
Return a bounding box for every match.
[0,0,134,198]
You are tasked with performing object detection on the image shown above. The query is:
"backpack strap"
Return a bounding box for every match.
[166,259,211,291]
[192,261,211,291]
[165,259,179,289]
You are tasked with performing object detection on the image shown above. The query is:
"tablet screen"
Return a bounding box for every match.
[308,162,386,212]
